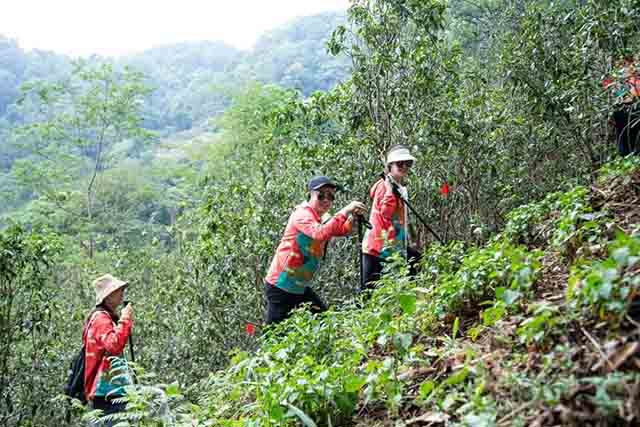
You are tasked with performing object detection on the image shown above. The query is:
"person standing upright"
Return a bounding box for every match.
[605,56,640,156]
[361,145,421,291]
[84,274,133,426]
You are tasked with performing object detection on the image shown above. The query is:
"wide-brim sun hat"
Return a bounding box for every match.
[386,146,417,165]
[94,274,128,306]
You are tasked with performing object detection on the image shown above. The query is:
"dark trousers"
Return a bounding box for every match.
[614,106,640,156]
[91,397,126,427]
[361,247,422,292]
[264,282,328,324]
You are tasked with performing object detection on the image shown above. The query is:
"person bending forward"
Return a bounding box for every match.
[264,176,366,324]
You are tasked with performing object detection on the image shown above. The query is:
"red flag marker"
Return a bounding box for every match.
[246,323,255,336]
[440,183,450,197]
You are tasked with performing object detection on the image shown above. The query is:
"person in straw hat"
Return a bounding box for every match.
[361,145,422,291]
[83,274,134,424]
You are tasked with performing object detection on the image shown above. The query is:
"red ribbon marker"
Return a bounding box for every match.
[246,323,255,336]
[440,183,450,197]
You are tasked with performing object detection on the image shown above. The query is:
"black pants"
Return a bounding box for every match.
[91,397,126,427]
[614,106,640,156]
[361,247,422,292]
[264,282,328,324]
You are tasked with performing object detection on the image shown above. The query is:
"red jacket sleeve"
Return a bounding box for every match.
[377,181,398,219]
[91,312,132,356]
[336,216,353,236]
[294,210,349,241]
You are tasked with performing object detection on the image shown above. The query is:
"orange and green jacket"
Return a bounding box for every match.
[362,178,407,259]
[83,310,132,401]
[265,202,352,294]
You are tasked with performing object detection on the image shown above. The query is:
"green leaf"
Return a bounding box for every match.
[285,403,317,427]
[398,293,417,315]
[165,383,180,397]
[419,380,435,399]
[269,404,285,420]
[482,304,505,326]
[497,286,521,305]
[612,247,630,266]
[452,317,460,340]
[445,367,469,386]
[344,375,366,393]
[394,332,413,350]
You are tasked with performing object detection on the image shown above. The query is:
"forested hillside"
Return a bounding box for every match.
[1,1,639,426]
[0,11,349,219]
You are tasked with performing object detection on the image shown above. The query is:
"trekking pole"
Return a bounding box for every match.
[123,301,137,385]
[388,179,444,244]
[123,301,135,363]
[128,329,137,385]
[128,330,136,363]
[355,215,372,291]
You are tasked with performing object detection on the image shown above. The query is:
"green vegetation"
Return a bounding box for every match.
[1,0,640,426]
[73,156,639,426]
[118,157,637,426]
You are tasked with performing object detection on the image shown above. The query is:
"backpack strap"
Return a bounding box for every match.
[81,309,110,395]
[82,309,109,344]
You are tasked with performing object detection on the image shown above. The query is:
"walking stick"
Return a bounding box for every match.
[388,179,444,244]
[357,217,364,291]
[356,215,372,291]
[123,301,136,384]
[128,330,135,363]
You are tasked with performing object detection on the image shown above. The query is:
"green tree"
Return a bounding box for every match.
[0,225,62,426]
[328,0,452,154]
[0,36,27,117]
[12,61,152,255]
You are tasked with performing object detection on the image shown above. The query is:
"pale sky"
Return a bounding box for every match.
[0,0,350,57]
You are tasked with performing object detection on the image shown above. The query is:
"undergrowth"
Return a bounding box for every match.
[83,157,640,426]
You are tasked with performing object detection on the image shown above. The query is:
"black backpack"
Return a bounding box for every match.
[64,345,88,403]
[64,309,106,404]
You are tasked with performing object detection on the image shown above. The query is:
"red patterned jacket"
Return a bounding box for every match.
[362,178,407,258]
[83,309,132,401]
[265,202,352,294]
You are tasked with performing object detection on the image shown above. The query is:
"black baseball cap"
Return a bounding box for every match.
[308,176,338,192]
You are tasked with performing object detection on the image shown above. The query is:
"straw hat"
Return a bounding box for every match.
[94,274,128,306]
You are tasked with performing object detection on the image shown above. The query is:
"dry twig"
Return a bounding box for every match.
[581,327,615,371]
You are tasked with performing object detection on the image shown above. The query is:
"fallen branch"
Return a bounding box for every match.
[497,401,536,426]
[581,327,615,371]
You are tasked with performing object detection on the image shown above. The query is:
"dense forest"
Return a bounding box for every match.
[0,11,349,217]
[1,1,639,426]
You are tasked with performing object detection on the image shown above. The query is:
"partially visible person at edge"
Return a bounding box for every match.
[361,145,422,291]
[604,55,640,156]
[84,274,134,426]
[264,176,366,324]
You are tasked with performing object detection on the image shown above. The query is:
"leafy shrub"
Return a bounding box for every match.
[568,233,640,320]
[0,225,65,426]
[420,239,542,319]
[516,301,561,346]
[420,240,467,281]
[597,156,640,183]
[197,308,365,427]
[502,186,608,258]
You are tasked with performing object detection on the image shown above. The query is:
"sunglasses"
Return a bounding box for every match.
[393,161,413,168]
[317,191,336,201]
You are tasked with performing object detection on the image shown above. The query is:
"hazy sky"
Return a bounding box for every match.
[1,0,350,57]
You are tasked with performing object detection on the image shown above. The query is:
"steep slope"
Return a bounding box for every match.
[180,157,640,427]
